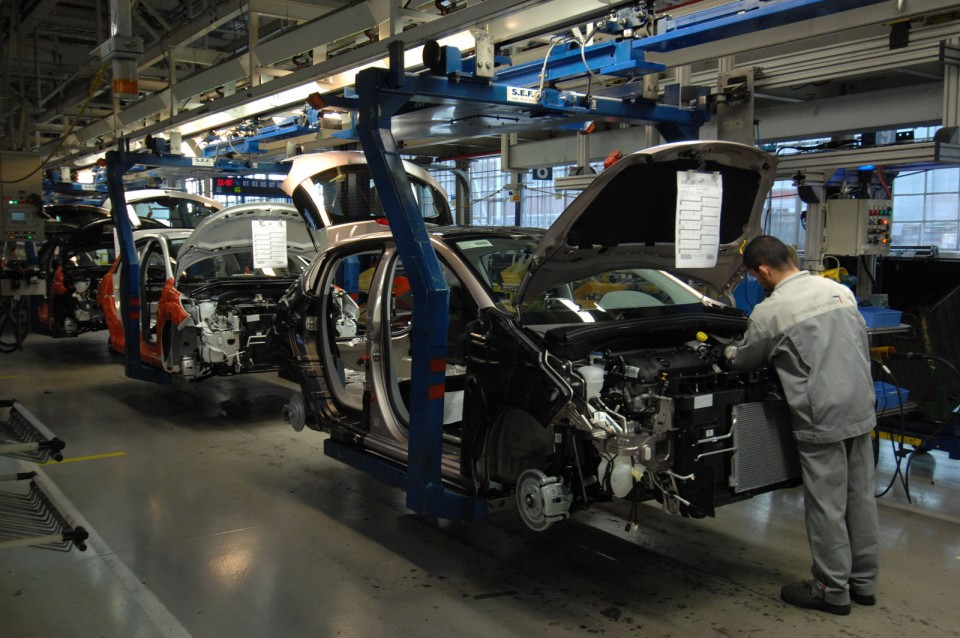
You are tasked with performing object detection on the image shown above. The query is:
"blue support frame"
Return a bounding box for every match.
[493,38,665,86]
[199,122,317,158]
[353,45,486,521]
[105,150,170,384]
[328,66,708,144]
[636,0,888,53]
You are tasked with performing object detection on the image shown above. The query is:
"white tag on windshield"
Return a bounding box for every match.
[252,219,287,269]
[676,171,723,268]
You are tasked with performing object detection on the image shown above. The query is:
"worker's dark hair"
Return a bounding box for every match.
[742,235,794,271]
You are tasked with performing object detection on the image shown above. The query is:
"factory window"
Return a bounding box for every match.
[464,156,597,228]
[892,168,960,251]
[765,179,806,249]
[468,156,513,226]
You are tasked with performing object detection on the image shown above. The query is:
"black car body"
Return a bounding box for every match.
[276,141,799,529]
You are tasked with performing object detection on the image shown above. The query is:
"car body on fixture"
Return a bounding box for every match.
[99,202,316,381]
[275,140,801,530]
[35,216,168,337]
[34,190,225,338]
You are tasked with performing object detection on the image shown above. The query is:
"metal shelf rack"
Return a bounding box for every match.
[0,400,88,552]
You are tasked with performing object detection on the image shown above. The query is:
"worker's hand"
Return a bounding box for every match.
[723,345,737,363]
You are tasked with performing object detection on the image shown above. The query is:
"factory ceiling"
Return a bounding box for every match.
[1,0,959,170]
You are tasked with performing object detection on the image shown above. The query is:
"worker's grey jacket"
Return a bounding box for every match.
[728,270,876,443]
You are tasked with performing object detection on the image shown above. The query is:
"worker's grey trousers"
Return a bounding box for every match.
[796,432,880,606]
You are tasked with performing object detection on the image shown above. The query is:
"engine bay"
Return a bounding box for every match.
[179,291,283,378]
[538,330,798,525]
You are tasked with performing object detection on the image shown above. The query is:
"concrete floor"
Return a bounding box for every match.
[1,332,959,638]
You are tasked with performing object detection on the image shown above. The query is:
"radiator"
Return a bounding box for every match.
[730,401,800,493]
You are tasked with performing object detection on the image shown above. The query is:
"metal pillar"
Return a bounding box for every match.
[105,149,169,383]
[353,42,485,521]
[943,39,960,129]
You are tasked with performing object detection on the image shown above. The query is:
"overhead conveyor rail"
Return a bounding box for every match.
[0,401,88,552]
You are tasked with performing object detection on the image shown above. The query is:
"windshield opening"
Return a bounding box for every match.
[127,197,220,229]
[298,165,452,227]
[450,234,704,325]
[178,251,308,282]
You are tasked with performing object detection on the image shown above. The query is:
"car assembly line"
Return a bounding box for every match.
[2,1,960,636]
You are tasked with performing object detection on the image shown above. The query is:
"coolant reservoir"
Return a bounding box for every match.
[576,365,604,400]
[198,300,217,321]
[598,455,645,498]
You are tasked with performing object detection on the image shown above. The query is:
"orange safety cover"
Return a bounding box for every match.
[140,278,188,368]
[157,279,189,328]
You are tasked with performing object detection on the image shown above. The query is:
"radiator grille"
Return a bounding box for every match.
[730,401,800,493]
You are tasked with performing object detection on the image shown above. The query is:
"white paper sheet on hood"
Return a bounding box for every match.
[676,171,722,269]
[252,219,288,269]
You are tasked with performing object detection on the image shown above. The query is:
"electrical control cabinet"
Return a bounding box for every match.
[1,198,44,243]
[822,199,893,256]
[0,151,44,244]
[1,151,46,296]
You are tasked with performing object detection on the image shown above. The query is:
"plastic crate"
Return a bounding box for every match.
[859,306,902,328]
[874,381,910,411]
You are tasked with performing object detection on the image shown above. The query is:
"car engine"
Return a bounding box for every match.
[513,330,799,531]
[64,275,105,333]
[179,292,280,379]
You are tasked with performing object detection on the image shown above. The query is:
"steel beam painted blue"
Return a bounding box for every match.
[324,439,408,490]
[121,152,290,175]
[105,151,170,384]
[494,38,665,86]
[635,0,888,53]
[327,73,705,143]
[199,124,316,158]
[354,47,486,522]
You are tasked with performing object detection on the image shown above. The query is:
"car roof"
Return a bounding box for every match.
[99,189,223,210]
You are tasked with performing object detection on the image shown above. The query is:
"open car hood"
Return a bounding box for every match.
[514,141,777,305]
[176,202,318,275]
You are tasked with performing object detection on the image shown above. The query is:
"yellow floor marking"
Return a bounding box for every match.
[43,451,127,465]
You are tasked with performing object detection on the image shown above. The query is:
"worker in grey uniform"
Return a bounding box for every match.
[724,235,879,616]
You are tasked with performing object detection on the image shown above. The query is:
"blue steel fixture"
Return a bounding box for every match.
[104,150,168,383]
[492,38,666,86]
[640,0,889,53]
[327,38,709,144]
[350,42,485,521]
[200,119,318,158]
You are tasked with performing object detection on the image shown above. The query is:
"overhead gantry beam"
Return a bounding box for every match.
[45,0,960,166]
[51,0,572,160]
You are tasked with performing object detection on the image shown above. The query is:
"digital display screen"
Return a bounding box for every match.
[10,211,26,222]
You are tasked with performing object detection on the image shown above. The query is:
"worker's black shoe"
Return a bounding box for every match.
[850,590,876,606]
[780,582,851,616]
